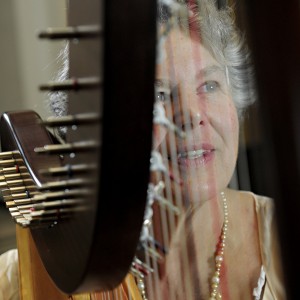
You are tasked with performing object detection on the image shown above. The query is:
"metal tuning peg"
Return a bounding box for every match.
[16,205,86,228]
[0,159,16,168]
[3,190,37,202]
[43,113,100,127]
[38,178,91,191]
[0,151,16,160]
[40,163,97,177]
[29,199,84,212]
[6,199,35,208]
[0,165,27,175]
[34,140,99,155]
[6,185,36,194]
[38,25,102,40]
[0,178,34,189]
[39,77,101,91]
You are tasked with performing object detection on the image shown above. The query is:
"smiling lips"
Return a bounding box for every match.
[177,146,215,166]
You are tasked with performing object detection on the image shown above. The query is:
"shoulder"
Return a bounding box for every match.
[227,189,275,222]
[237,190,275,218]
[237,190,277,242]
[236,191,286,298]
[0,249,19,300]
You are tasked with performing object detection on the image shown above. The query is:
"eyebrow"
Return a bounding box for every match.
[196,65,225,78]
[155,79,170,88]
[155,65,225,88]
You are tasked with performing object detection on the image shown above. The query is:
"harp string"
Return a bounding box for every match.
[146,1,199,298]
[143,1,233,299]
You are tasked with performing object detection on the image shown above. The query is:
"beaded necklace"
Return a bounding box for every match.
[209,191,228,300]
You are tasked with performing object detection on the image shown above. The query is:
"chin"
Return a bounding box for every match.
[182,173,226,207]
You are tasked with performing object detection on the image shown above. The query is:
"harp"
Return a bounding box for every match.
[2,1,236,298]
[0,0,156,298]
[1,0,297,299]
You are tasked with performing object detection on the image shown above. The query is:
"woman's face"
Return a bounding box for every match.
[155,28,239,204]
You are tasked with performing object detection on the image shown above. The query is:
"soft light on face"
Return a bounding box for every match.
[155,28,239,205]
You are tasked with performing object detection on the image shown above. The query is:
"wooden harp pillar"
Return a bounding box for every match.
[2,0,156,298]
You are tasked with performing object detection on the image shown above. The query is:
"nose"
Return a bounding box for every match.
[176,109,206,132]
[170,86,207,132]
[194,112,205,126]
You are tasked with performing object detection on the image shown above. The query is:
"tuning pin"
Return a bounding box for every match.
[15,217,52,227]
[20,214,64,224]
[5,201,16,208]
[6,198,35,208]
[0,159,16,167]
[43,113,100,127]
[1,173,29,181]
[7,185,36,194]
[38,178,91,191]
[0,179,33,188]
[11,204,32,211]
[11,199,83,215]
[18,210,32,216]
[0,165,27,175]
[15,205,87,228]
[0,151,16,160]
[38,25,101,39]
[31,199,84,211]
[3,190,38,202]
[1,189,12,196]
[39,77,100,91]
[28,206,85,218]
[8,207,18,212]
[27,209,59,218]
[34,140,98,154]
[31,190,89,204]
[40,163,97,177]
[10,211,22,218]
[14,191,36,199]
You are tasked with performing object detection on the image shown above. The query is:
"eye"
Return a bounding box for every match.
[155,88,171,103]
[197,81,220,94]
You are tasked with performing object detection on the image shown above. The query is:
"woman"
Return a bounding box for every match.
[0,0,285,299]
[150,0,286,299]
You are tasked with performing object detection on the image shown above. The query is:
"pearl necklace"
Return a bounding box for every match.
[209,191,229,300]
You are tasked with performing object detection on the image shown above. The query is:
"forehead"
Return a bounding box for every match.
[157,28,221,80]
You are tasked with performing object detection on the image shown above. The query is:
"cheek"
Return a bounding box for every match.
[219,99,239,147]
[221,102,240,175]
[229,105,239,150]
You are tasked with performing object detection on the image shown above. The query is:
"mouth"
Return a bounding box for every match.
[177,146,215,167]
[177,149,213,159]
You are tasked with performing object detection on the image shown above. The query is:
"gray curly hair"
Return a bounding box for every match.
[158,0,256,119]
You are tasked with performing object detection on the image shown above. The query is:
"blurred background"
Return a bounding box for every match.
[0,0,66,254]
